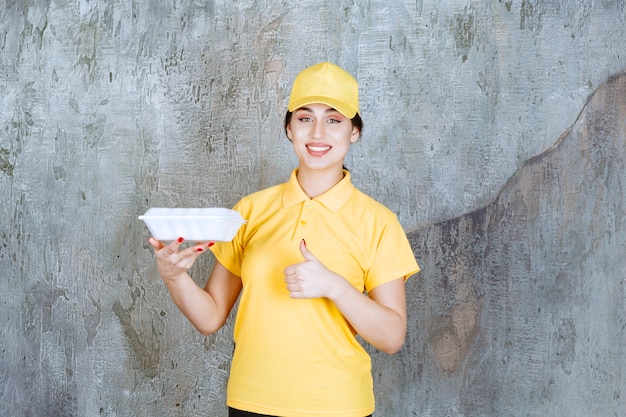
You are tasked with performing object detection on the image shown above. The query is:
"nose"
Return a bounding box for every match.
[312,120,325,138]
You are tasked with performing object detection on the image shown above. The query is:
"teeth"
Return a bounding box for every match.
[308,145,330,152]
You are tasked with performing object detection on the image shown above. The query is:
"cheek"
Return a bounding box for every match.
[287,124,307,141]
[335,129,357,145]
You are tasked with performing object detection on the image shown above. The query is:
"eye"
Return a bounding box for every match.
[326,118,341,124]
[293,111,313,123]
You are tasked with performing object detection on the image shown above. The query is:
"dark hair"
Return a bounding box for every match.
[284,111,363,139]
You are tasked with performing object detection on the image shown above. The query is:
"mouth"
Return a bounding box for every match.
[306,143,331,156]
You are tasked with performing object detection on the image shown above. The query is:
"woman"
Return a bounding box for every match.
[149,62,420,417]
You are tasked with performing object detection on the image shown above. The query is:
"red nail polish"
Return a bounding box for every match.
[302,239,306,247]
[196,247,203,252]
[178,237,184,243]
[208,242,215,247]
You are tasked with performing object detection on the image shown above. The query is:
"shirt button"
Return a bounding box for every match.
[300,220,307,225]
[306,203,312,209]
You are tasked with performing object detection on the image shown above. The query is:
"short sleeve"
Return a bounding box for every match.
[364,213,420,291]
[210,199,247,277]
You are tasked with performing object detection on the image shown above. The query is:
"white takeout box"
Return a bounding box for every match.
[138,208,246,242]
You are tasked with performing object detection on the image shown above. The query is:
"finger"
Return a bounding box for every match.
[171,244,206,269]
[182,249,204,266]
[148,237,164,251]
[285,280,299,295]
[179,243,209,257]
[166,236,185,254]
[299,239,317,262]
[289,289,305,299]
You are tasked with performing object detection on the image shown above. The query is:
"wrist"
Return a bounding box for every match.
[326,273,353,302]
[161,271,189,285]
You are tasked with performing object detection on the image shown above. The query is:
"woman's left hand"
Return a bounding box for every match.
[284,240,408,353]
[283,239,346,299]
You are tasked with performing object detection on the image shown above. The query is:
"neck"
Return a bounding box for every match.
[296,167,345,198]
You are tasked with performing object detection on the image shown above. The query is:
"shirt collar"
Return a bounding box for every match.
[282,169,354,212]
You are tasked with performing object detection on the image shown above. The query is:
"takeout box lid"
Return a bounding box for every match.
[138,207,246,222]
[138,207,246,241]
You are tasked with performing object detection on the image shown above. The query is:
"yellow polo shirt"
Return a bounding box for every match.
[211,169,419,417]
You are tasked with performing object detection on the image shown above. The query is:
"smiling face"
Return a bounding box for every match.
[286,103,361,175]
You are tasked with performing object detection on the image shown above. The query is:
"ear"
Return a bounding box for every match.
[350,127,361,143]
[286,125,293,141]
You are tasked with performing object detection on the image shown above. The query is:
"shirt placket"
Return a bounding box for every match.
[293,200,314,242]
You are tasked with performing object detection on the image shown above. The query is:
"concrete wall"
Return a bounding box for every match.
[394,71,626,416]
[1,1,625,416]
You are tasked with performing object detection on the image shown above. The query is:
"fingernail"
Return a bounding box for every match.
[208,242,215,247]
[178,237,184,243]
[302,239,306,247]
[196,247,203,252]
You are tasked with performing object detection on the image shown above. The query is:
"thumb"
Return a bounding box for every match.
[148,237,164,252]
[299,239,317,261]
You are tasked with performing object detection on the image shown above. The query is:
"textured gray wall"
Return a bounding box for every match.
[394,72,626,416]
[1,1,625,416]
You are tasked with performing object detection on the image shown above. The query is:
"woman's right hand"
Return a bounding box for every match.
[147,237,242,336]
[148,237,214,282]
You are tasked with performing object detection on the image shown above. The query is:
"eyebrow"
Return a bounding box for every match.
[295,106,341,114]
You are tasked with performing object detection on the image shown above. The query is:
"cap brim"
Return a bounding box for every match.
[288,97,358,119]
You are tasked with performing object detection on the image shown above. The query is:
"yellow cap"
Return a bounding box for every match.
[287,62,359,118]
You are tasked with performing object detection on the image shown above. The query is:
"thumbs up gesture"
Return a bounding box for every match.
[283,239,343,299]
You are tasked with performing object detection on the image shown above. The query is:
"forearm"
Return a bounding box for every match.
[162,272,224,335]
[149,236,242,336]
[328,277,407,354]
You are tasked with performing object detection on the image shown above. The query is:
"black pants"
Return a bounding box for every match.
[228,407,372,417]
